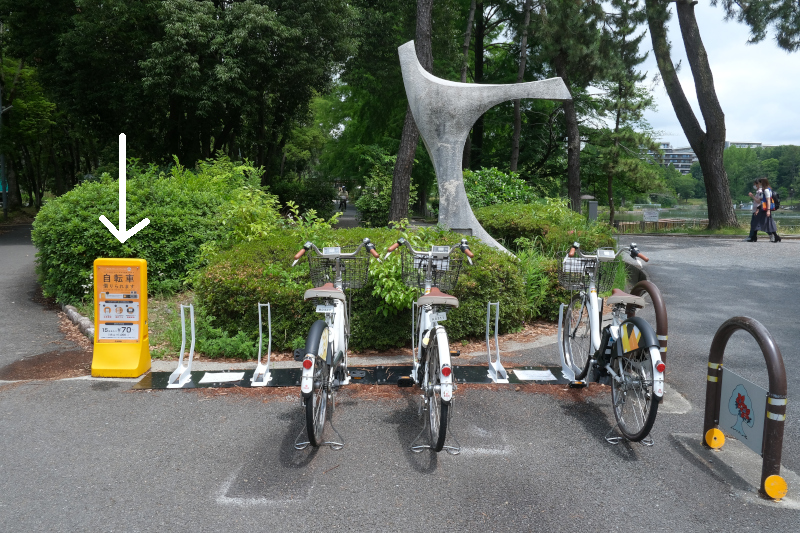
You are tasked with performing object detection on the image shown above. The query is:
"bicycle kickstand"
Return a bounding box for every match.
[410,396,461,455]
[604,423,654,447]
[293,392,346,451]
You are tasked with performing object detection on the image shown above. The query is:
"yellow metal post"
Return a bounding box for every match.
[91,258,150,377]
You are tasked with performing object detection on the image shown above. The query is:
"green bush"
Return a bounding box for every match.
[354,145,417,227]
[474,198,616,255]
[32,156,279,303]
[463,167,539,208]
[195,226,525,355]
[269,174,337,220]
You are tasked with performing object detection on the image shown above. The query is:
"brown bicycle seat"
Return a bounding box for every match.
[417,287,459,308]
[303,283,345,301]
[606,288,645,308]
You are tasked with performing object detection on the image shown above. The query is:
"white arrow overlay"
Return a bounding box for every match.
[99,133,150,243]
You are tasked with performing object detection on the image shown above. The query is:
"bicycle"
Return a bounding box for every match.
[291,238,380,450]
[384,237,474,454]
[558,242,666,444]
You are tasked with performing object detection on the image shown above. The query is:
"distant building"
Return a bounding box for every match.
[648,142,697,175]
[725,141,762,149]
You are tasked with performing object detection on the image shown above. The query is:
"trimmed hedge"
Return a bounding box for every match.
[474,198,616,254]
[195,226,526,353]
[32,158,268,302]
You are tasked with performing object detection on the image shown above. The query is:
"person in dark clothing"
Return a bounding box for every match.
[743,179,762,242]
[751,178,781,242]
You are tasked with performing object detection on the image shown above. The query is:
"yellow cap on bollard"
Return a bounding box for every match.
[763,475,788,500]
[704,428,725,449]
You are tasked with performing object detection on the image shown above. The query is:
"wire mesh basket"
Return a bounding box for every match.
[558,250,619,292]
[307,246,370,289]
[401,247,463,292]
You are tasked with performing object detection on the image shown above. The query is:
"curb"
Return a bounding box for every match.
[61,303,94,339]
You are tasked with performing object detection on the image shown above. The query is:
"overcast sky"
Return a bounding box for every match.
[638,3,800,148]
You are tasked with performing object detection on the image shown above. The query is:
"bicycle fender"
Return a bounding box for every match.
[301,320,329,397]
[435,327,453,403]
[619,317,665,398]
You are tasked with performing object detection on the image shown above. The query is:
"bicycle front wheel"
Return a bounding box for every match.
[563,294,592,379]
[305,327,331,447]
[611,346,659,441]
[426,340,449,452]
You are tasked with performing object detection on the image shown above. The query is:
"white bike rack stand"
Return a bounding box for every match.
[486,302,508,383]
[251,302,273,386]
[557,303,577,382]
[167,304,196,388]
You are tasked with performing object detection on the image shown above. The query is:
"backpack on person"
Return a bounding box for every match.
[762,188,778,211]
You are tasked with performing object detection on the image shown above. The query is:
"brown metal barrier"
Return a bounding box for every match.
[703,316,788,499]
[626,280,668,364]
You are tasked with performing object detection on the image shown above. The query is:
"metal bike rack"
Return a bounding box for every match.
[167,304,195,388]
[703,316,788,501]
[486,302,508,383]
[251,303,273,386]
[628,280,668,364]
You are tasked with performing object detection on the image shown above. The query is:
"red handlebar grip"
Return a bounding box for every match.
[637,253,649,262]
[387,242,400,252]
[370,248,380,258]
[293,249,306,260]
[568,247,576,258]
[464,248,475,258]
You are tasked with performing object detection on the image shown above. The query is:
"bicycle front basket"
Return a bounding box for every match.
[595,253,621,293]
[307,245,370,289]
[558,252,596,291]
[401,247,463,293]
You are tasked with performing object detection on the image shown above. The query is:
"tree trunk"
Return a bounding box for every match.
[461,0,477,170]
[7,158,21,210]
[553,52,581,212]
[645,0,737,228]
[510,0,533,172]
[388,0,433,223]
[471,2,485,170]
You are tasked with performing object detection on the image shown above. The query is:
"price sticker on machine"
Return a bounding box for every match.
[96,264,143,343]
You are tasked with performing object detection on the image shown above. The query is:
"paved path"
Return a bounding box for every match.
[1,235,799,531]
[0,224,81,368]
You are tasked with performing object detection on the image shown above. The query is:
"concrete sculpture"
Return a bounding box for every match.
[398,40,572,251]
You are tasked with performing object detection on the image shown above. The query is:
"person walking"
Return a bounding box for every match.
[338,186,349,211]
[761,178,782,242]
[744,179,762,242]
[751,178,781,243]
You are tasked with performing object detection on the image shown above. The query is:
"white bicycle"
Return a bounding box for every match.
[384,238,474,454]
[558,242,666,444]
[291,238,380,449]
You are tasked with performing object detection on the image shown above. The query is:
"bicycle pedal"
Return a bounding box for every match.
[450,350,461,357]
[569,380,587,389]
[397,377,414,388]
[293,348,305,362]
[349,370,366,380]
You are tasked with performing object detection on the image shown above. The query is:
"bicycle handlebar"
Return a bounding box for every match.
[568,242,649,264]
[291,238,380,267]
[384,238,475,265]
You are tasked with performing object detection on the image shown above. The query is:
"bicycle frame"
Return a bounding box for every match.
[412,302,453,402]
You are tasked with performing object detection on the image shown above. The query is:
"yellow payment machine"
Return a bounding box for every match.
[91,258,150,377]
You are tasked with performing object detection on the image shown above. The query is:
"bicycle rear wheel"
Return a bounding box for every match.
[562,294,593,379]
[611,346,659,441]
[305,328,331,447]
[426,341,449,452]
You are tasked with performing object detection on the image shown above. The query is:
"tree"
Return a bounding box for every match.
[591,0,660,225]
[644,0,738,229]
[510,0,533,172]
[716,0,800,52]
[539,0,607,212]
[388,0,433,223]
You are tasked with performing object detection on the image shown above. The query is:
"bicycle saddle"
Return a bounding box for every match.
[606,288,645,308]
[417,287,459,308]
[304,283,345,301]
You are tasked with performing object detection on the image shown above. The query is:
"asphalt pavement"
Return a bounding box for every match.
[1,233,799,531]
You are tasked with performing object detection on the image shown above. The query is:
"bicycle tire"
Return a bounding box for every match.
[563,294,592,379]
[426,338,449,452]
[305,326,331,447]
[610,345,659,441]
